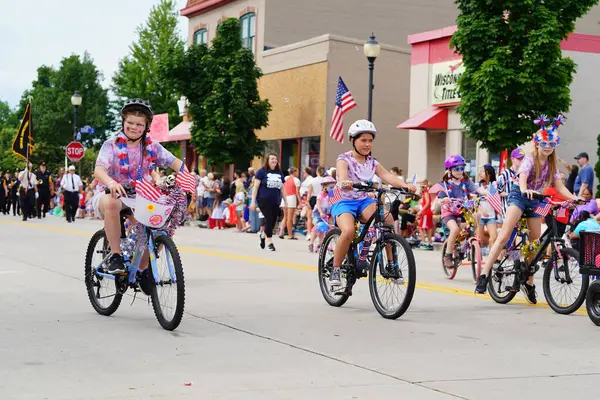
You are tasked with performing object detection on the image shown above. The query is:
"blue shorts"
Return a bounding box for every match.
[330,198,376,219]
[480,217,500,226]
[507,188,541,218]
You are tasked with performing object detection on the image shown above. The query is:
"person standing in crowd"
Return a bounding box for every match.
[250,153,287,251]
[35,161,53,218]
[10,169,21,217]
[245,167,255,190]
[574,152,595,197]
[60,165,83,223]
[282,167,301,240]
[18,162,38,222]
[299,167,314,235]
[0,167,6,215]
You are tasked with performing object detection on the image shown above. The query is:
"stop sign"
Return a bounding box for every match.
[66,141,85,162]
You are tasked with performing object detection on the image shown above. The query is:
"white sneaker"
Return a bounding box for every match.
[330,267,341,286]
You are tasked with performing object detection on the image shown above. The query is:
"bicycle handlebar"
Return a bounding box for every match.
[351,181,414,195]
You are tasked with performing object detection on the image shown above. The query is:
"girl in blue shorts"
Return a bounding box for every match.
[475,115,581,301]
[328,120,416,286]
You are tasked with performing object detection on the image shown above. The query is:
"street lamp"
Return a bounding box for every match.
[71,91,82,142]
[363,33,381,122]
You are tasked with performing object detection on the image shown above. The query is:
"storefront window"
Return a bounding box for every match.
[462,136,478,178]
[301,137,321,174]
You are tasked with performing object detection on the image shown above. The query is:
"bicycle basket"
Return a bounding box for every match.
[134,194,173,229]
[579,231,600,272]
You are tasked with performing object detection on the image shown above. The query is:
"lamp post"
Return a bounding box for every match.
[71,91,82,142]
[363,33,381,122]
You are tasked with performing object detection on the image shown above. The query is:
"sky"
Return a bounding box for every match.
[0,0,189,108]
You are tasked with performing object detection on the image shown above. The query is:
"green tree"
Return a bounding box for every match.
[450,0,599,152]
[161,18,271,165]
[112,0,184,128]
[15,53,110,172]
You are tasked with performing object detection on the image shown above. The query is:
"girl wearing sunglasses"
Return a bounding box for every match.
[475,115,581,301]
[436,155,488,268]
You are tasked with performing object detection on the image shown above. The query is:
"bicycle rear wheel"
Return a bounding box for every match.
[318,228,350,307]
[149,234,185,331]
[84,229,123,316]
[368,233,416,319]
[543,247,589,315]
[488,256,518,304]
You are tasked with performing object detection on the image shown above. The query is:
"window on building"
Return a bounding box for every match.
[193,28,208,45]
[240,12,256,52]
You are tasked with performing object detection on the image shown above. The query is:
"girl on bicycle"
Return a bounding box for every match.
[477,164,500,251]
[328,119,416,286]
[93,99,187,281]
[475,115,580,302]
[308,176,336,252]
[436,155,487,268]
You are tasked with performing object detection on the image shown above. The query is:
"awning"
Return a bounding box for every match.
[397,107,448,130]
[152,120,193,143]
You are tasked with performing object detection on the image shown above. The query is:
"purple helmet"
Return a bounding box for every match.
[510,148,525,160]
[444,155,466,169]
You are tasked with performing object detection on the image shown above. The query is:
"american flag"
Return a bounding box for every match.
[486,183,503,214]
[534,202,553,218]
[136,178,162,202]
[328,186,344,204]
[428,182,447,197]
[329,77,357,143]
[176,164,196,193]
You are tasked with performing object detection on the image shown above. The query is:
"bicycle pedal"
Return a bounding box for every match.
[505,285,520,293]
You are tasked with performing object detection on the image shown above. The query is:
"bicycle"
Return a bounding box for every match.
[580,231,600,325]
[488,195,588,315]
[84,186,186,331]
[318,182,417,320]
[440,198,482,283]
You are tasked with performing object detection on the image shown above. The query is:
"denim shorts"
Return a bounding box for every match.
[508,187,541,218]
[480,217,500,226]
[442,214,465,226]
[330,197,376,219]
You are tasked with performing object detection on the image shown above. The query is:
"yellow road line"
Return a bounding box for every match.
[0,219,587,315]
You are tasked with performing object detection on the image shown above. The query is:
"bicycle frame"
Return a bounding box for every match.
[94,226,177,286]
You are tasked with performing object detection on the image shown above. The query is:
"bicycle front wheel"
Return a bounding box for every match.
[470,242,482,283]
[543,247,589,315]
[149,234,185,331]
[368,233,416,320]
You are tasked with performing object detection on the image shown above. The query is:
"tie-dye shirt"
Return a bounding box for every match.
[337,151,380,200]
[518,155,561,192]
[94,135,176,196]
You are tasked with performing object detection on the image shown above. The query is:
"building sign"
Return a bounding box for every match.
[431,60,464,106]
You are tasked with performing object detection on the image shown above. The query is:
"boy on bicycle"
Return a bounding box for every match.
[329,120,416,286]
[92,99,186,283]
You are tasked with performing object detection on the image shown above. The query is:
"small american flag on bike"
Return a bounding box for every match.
[486,183,503,214]
[175,164,196,193]
[534,202,553,218]
[136,178,162,202]
[328,186,344,204]
[428,182,447,197]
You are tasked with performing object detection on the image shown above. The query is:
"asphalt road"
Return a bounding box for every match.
[1,214,598,400]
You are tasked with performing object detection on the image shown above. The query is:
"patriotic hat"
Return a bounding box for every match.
[533,114,563,145]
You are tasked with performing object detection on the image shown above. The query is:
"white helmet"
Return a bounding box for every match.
[348,119,377,141]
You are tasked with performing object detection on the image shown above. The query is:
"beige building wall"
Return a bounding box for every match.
[263,0,459,49]
[324,37,411,170]
[262,1,600,49]
[256,62,328,141]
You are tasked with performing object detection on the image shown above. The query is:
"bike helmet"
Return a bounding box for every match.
[321,176,336,185]
[444,155,466,169]
[121,98,154,122]
[348,119,377,141]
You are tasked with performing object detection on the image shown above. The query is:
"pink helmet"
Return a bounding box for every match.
[321,176,336,185]
[444,155,466,169]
